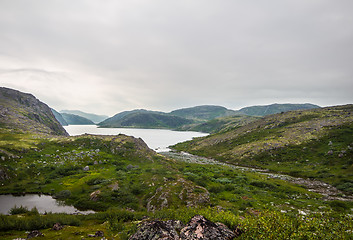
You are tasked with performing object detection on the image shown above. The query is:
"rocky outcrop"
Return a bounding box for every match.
[129,215,240,240]
[180,215,237,240]
[129,220,184,240]
[0,87,68,136]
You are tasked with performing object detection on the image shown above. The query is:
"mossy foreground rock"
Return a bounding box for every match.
[129,215,238,240]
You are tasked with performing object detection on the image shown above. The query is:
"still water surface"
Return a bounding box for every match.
[0,194,94,215]
[64,125,208,152]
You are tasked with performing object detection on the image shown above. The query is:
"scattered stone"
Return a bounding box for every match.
[90,190,101,201]
[338,153,344,158]
[83,166,90,171]
[27,230,44,238]
[87,231,104,237]
[1,156,5,161]
[327,150,333,155]
[94,231,104,237]
[52,222,63,231]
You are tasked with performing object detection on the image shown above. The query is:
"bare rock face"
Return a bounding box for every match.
[180,215,236,240]
[129,220,184,240]
[129,215,238,240]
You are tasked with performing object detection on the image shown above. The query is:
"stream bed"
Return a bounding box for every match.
[162,151,353,201]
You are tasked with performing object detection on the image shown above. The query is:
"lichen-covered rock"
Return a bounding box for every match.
[180,215,236,240]
[27,230,44,238]
[52,222,63,230]
[129,220,184,240]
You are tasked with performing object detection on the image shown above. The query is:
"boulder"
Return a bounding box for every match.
[129,215,240,240]
[52,222,63,231]
[129,220,184,240]
[180,215,236,240]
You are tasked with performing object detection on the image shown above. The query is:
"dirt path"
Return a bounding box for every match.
[161,151,353,201]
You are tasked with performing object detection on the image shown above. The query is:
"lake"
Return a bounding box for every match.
[0,194,94,215]
[64,125,208,152]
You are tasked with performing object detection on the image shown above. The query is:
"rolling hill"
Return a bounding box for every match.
[60,110,108,123]
[61,113,95,125]
[236,103,320,116]
[99,111,194,129]
[169,105,237,120]
[51,108,68,126]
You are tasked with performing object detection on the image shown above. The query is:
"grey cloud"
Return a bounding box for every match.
[0,0,352,115]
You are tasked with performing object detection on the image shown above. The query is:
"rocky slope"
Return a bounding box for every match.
[0,87,68,136]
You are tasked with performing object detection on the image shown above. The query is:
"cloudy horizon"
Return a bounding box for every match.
[1,0,352,116]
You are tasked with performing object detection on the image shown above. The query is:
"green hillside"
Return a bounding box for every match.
[61,113,95,125]
[170,105,237,120]
[173,105,353,192]
[237,103,320,116]
[99,111,194,129]
[177,115,260,133]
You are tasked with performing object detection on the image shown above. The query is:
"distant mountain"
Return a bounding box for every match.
[170,105,237,120]
[61,113,95,125]
[0,87,68,136]
[51,108,68,126]
[99,111,194,129]
[236,103,320,116]
[176,115,260,133]
[60,110,108,123]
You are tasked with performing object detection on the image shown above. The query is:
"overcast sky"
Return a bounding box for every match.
[0,0,352,116]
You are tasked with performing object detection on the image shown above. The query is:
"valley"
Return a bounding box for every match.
[0,87,352,239]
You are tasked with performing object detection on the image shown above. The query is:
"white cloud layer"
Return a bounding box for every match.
[0,0,352,115]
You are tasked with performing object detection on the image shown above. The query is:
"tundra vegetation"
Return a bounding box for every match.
[0,88,352,239]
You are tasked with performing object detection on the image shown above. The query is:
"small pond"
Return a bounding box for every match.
[0,194,94,215]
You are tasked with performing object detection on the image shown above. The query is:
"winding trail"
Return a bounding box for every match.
[161,151,353,201]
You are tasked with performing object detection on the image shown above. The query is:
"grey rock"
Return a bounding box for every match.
[52,222,63,231]
[180,215,236,240]
[129,220,184,240]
